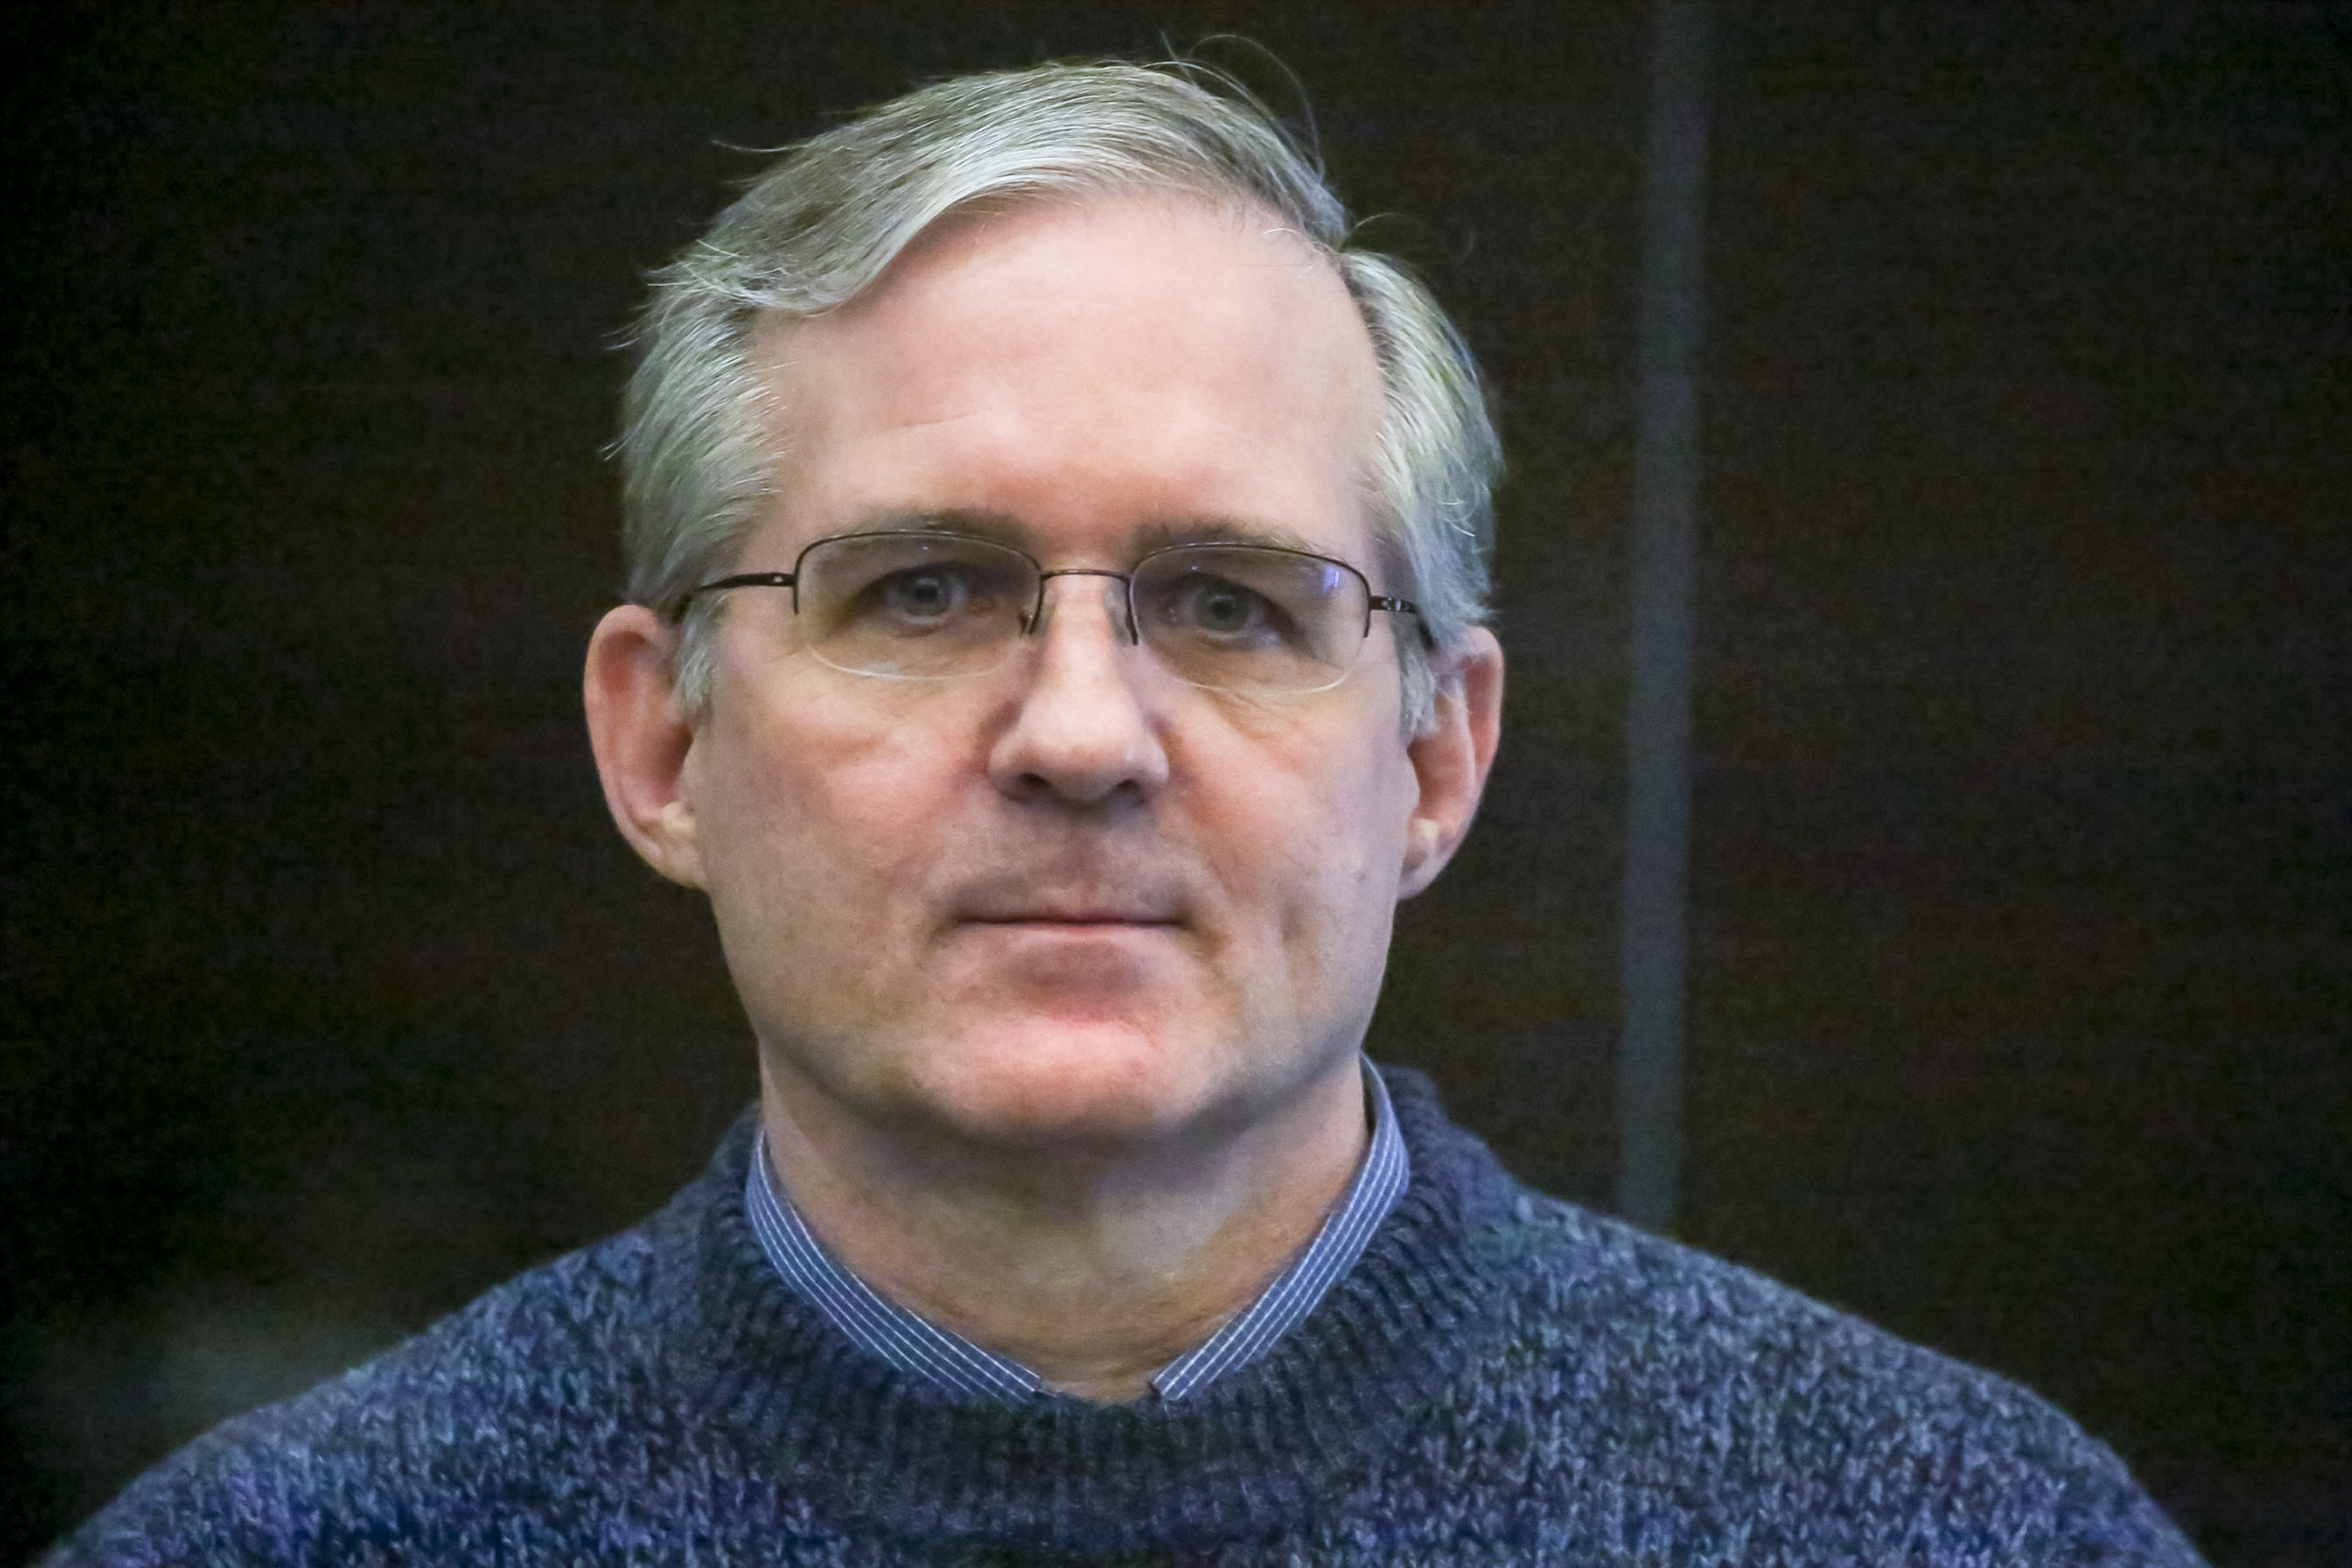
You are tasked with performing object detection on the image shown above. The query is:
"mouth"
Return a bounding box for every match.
[955,894,1188,934]
[948,866,1193,938]
[964,911,1183,931]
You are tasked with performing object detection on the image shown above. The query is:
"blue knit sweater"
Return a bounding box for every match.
[50,1068,2203,1565]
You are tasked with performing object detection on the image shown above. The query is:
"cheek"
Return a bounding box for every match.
[1200,709,1416,954]
[694,681,970,942]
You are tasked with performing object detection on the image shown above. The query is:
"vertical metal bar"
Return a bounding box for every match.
[1618,0,1713,1234]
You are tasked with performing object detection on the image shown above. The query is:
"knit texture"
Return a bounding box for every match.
[48,1067,2205,1566]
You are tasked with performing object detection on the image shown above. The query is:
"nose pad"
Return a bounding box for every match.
[1026,571,1138,646]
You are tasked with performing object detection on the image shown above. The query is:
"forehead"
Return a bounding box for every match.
[747,192,1385,558]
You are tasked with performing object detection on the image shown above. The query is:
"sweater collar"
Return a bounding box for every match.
[663,1063,1529,1556]
[740,1055,1410,1404]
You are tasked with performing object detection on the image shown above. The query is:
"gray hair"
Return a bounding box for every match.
[618,61,1499,728]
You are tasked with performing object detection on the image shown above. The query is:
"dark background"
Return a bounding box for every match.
[4,3,2346,1562]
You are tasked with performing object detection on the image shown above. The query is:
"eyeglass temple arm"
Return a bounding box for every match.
[1369,595,1438,651]
[662,570,797,622]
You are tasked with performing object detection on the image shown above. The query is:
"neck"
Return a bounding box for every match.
[755,1053,1370,1403]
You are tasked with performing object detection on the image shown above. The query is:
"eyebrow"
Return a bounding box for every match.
[844,508,1028,547]
[840,508,1335,560]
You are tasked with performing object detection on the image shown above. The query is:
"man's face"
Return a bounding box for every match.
[668,194,1472,1152]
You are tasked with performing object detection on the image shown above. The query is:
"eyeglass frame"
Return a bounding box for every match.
[659,530,1433,670]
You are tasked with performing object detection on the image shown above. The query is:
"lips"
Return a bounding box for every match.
[949,874,1190,931]
[963,907,1182,927]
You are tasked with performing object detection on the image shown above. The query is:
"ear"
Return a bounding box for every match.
[583,604,708,889]
[1398,626,1504,897]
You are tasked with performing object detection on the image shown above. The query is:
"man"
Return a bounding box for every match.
[54,61,2201,1565]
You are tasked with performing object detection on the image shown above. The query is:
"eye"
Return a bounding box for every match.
[1174,576,1273,639]
[879,566,967,621]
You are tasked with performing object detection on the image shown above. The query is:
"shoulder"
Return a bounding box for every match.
[1482,1190,2067,1446]
[40,1166,728,1567]
[1457,1187,2203,1563]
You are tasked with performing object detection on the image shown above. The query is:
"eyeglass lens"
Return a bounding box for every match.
[794,534,1372,693]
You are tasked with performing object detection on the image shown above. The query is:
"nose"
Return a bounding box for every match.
[986,573,1170,806]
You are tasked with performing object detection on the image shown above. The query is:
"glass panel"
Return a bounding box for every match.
[1133,546,1366,693]
[798,534,1036,680]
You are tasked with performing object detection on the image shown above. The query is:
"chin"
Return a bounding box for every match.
[906,1016,1235,1149]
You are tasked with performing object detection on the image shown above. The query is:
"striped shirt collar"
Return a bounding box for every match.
[743,1057,1408,1404]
